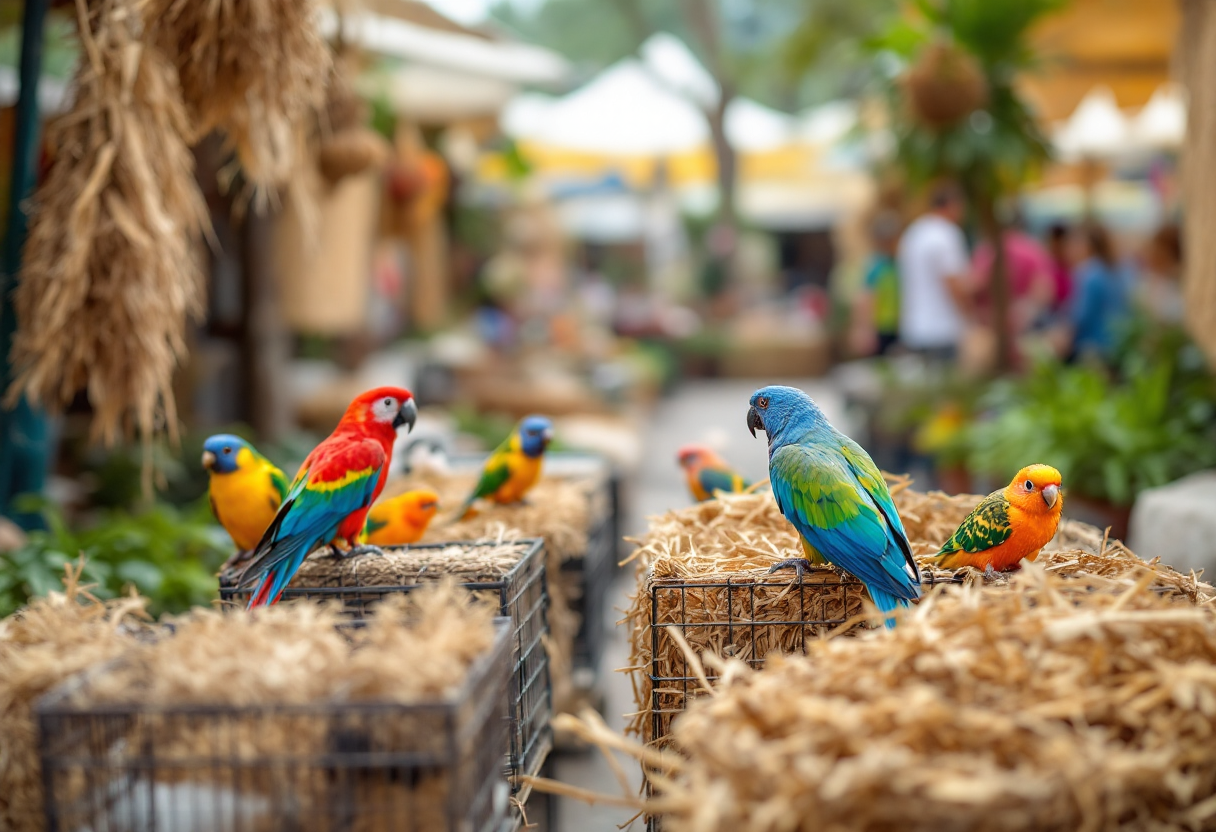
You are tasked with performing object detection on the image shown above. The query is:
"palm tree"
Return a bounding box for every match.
[876,0,1065,372]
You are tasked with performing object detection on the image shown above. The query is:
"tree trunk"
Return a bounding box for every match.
[707,86,738,227]
[1180,0,1216,367]
[239,207,292,442]
[977,194,1014,373]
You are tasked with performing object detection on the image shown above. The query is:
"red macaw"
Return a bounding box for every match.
[238,387,417,608]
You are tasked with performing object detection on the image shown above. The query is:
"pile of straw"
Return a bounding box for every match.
[289,538,536,590]
[86,579,496,705]
[386,468,610,713]
[143,0,330,190]
[39,582,499,832]
[625,484,1212,743]
[10,0,209,463]
[0,562,150,832]
[608,563,1216,832]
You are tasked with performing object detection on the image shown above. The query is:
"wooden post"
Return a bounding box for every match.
[240,207,293,442]
[1181,0,1216,367]
[0,0,49,528]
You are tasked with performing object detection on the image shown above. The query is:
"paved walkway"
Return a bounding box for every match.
[550,377,849,830]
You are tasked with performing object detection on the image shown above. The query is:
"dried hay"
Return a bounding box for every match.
[0,562,150,832]
[9,0,209,467]
[625,482,1213,744]
[288,537,535,590]
[385,468,610,713]
[47,582,498,832]
[142,0,330,191]
[569,563,1216,832]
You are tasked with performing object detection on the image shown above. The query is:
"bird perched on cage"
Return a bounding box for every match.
[201,434,289,571]
[747,385,920,629]
[362,488,440,547]
[935,464,1063,576]
[676,444,751,502]
[455,415,554,521]
[238,387,417,608]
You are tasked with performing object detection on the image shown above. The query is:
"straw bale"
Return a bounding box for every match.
[385,469,610,713]
[9,0,209,466]
[51,582,496,830]
[142,0,330,190]
[0,562,150,832]
[629,565,1216,832]
[289,538,535,589]
[625,482,1214,744]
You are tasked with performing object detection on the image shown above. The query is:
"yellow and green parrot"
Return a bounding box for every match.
[202,434,289,561]
[456,415,554,520]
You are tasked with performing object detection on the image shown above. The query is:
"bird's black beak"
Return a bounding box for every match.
[394,398,418,432]
[747,406,764,438]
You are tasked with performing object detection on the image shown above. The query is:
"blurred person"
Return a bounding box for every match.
[1137,223,1184,325]
[897,182,972,361]
[970,219,1055,335]
[1069,225,1134,360]
[850,210,903,356]
[1045,223,1076,313]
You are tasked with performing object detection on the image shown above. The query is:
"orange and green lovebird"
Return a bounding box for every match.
[676,444,751,502]
[935,464,1063,574]
[362,489,440,546]
[202,434,289,557]
[456,415,553,520]
[238,387,417,608]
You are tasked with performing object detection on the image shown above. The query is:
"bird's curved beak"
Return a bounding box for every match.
[747,406,765,438]
[1042,483,1060,509]
[393,398,418,432]
[201,450,216,470]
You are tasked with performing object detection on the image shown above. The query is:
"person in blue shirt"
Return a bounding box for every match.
[1070,225,1133,361]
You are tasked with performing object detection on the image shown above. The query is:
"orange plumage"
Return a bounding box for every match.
[935,464,1064,572]
[363,489,440,546]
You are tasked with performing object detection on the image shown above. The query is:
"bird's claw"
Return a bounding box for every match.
[331,544,387,559]
[768,558,815,582]
[983,564,999,582]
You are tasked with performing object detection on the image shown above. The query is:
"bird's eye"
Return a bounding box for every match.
[222,447,231,454]
[757,396,769,409]
[1024,480,1035,490]
[384,398,393,407]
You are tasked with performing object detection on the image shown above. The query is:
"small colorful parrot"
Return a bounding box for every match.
[362,488,440,547]
[238,387,417,608]
[456,415,553,520]
[676,444,751,502]
[935,464,1063,575]
[747,385,920,629]
[202,434,289,571]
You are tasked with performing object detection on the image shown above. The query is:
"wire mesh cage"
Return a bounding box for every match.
[645,571,962,746]
[564,511,617,679]
[37,619,513,832]
[218,540,551,795]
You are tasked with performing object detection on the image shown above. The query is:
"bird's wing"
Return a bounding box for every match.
[267,465,290,503]
[239,439,386,588]
[837,437,919,582]
[938,491,1013,556]
[771,442,919,601]
[470,439,515,500]
[697,467,745,496]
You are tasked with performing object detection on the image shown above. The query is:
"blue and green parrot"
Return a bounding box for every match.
[747,385,920,628]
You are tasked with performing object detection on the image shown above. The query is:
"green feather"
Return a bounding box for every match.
[939,492,1013,555]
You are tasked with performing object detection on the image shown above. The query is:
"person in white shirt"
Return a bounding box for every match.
[896,183,972,359]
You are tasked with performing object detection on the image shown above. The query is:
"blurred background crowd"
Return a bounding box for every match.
[0,0,1214,617]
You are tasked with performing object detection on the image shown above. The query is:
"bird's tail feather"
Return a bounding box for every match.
[866,586,909,630]
[244,537,314,609]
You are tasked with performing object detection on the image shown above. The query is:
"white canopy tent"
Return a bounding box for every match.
[1053,85,1131,161]
[1132,83,1186,150]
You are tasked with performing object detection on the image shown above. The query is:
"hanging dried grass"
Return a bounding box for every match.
[141,0,331,192]
[0,561,151,832]
[624,482,1214,744]
[8,0,208,464]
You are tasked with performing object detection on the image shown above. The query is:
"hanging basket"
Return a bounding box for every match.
[318,127,391,184]
[904,41,988,129]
